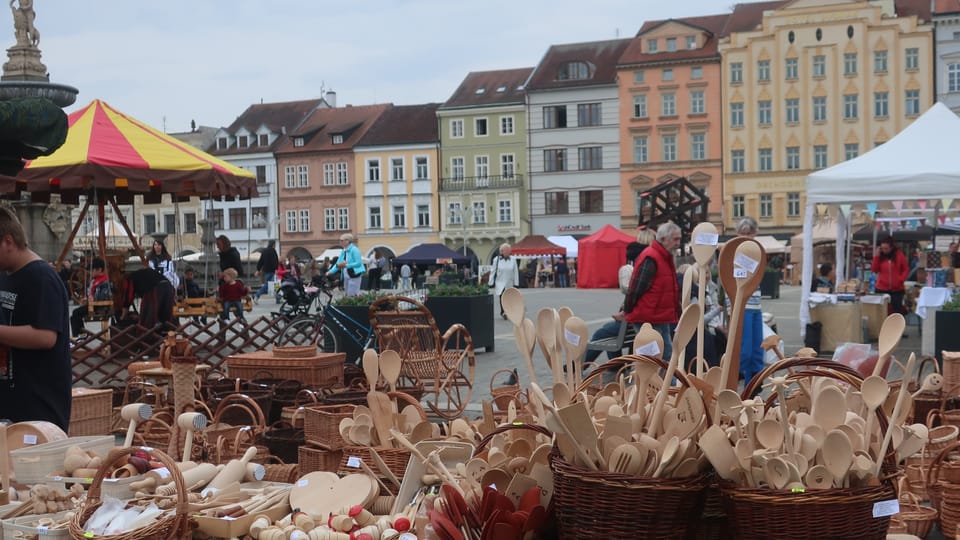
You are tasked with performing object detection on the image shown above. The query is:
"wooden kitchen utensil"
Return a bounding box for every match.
[717,238,765,391]
[691,221,719,378]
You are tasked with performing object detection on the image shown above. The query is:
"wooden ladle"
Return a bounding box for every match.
[633,322,664,359]
[647,303,701,437]
[379,349,402,393]
[563,316,589,388]
[872,313,905,377]
[717,238,766,391]
[691,221,719,378]
[362,348,379,389]
[502,288,537,386]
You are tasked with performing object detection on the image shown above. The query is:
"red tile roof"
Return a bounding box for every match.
[723,1,789,35]
[441,68,534,109]
[896,0,932,18]
[275,103,390,154]
[934,0,960,15]
[210,98,325,155]
[525,38,632,91]
[357,103,441,146]
[619,14,731,66]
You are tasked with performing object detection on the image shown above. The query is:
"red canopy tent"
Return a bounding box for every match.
[576,225,635,288]
[510,235,566,257]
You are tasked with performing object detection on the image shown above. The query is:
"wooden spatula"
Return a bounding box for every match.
[367,390,396,448]
[564,316,589,388]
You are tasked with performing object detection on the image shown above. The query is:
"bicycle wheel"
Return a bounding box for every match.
[278,316,340,353]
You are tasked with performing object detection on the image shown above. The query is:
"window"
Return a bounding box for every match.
[662,135,677,161]
[580,190,603,213]
[255,165,267,184]
[578,146,602,170]
[336,162,348,185]
[366,159,381,182]
[332,135,343,145]
[285,210,297,232]
[661,93,676,116]
[758,100,772,125]
[498,200,512,223]
[662,68,674,82]
[183,212,197,234]
[732,195,745,218]
[844,53,857,75]
[206,209,223,230]
[633,95,647,118]
[332,207,344,232]
[558,61,590,80]
[691,133,705,160]
[785,98,799,123]
[450,119,464,138]
[730,62,743,84]
[416,205,430,227]
[691,66,702,79]
[500,115,514,135]
[369,206,382,229]
[730,102,744,127]
[577,103,601,126]
[634,70,645,83]
[475,156,489,180]
[471,201,486,224]
[906,47,919,70]
[323,163,335,186]
[544,149,566,172]
[410,157,426,181]
[844,143,859,160]
[731,150,745,173]
[544,192,569,214]
[229,208,245,229]
[757,60,770,82]
[760,194,773,218]
[392,205,406,228]
[284,165,296,188]
[390,158,404,182]
[474,117,488,136]
[501,154,515,178]
[448,202,462,225]
[251,207,267,228]
[237,135,248,149]
[543,106,567,129]
[785,58,798,80]
[258,133,269,146]
[293,137,304,147]
[758,148,772,171]
[647,38,658,53]
[450,157,464,180]
[844,94,858,119]
[690,90,705,114]
[949,63,960,92]
[633,136,648,163]
[813,96,827,122]
[216,137,228,150]
[686,36,696,49]
[300,209,312,231]
[905,89,920,115]
[324,208,335,230]
[786,146,800,170]
[787,192,801,217]
[297,165,309,188]
[814,145,828,168]
[164,214,176,234]
[874,50,888,73]
[813,55,826,77]
[874,91,889,117]
[666,37,677,52]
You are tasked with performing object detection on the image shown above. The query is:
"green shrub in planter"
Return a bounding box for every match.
[426,283,490,297]
[333,291,389,306]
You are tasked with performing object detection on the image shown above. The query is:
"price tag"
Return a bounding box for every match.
[154,467,170,479]
[694,232,719,246]
[296,479,308,487]
[139,446,154,452]
[872,499,899,518]
[347,456,362,468]
[564,329,580,346]
[635,341,661,356]
[734,253,760,274]
[52,476,63,481]
[223,516,236,521]
[37,526,48,534]
[733,268,748,279]
[22,434,36,445]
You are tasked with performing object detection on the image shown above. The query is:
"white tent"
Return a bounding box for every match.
[547,235,579,258]
[801,102,960,329]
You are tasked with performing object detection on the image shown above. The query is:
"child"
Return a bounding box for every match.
[179,267,203,299]
[218,268,248,321]
[70,258,111,338]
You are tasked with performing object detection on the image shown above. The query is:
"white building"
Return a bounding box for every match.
[935,0,960,113]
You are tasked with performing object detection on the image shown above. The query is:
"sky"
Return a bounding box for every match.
[27,0,725,133]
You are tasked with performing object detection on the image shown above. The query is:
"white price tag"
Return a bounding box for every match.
[296,479,308,487]
[694,232,719,246]
[22,434,36,445]
[733,253,760,274]
[872,499,899,518]
[635,341,661,356]
[733,268,748,279]
[347,456,362,468]
[52,476,63,481]
[154,467,170,479]
[36,526,47,534]
[564,329,580,346]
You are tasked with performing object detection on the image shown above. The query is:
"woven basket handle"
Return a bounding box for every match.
[388,391,427,422]
[925,439,960,492]
[212,393,267,427]
[939,383,960,410]
[293,389,319,407]
[475,422,552,453]
[742,357,866,399]
[213,402,265,429]
[89,447,186,513]
[489,369,519,394]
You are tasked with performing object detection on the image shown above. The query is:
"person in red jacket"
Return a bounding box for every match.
[624,221,682,360]
[872,235,909,316]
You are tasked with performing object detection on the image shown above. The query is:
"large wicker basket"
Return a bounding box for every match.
[303,404,355,450]
[298,445,343,476]
[68,387,113,436]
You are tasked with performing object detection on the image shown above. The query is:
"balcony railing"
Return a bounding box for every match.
[440,174,523,191]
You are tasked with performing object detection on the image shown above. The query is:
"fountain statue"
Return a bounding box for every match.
[0,0,76,105]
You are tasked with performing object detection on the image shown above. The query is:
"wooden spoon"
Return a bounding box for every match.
[763,456,790,489]
[872,313,905,376]
[563,316,589,388]
[362,348,379,389]
[875,352,917,475]
[822,429,854,487]
[647,303,701,437]
[379,349,402,393]
[536,308,562,384]
[557,307,574,386]
[811,385,847,431]
[681,265,695,313]
[755,419,784,451]
[691,221,719,377]
[501,287,525,325]
[633,322,664,359]
[608,444,642,474]
[717,238,766,391]
[860,375,889,445]
[699,425,741,481]
[529,382,598,470]
[804,464,833,489]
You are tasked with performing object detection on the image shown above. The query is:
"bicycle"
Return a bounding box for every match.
[276,281,376,362]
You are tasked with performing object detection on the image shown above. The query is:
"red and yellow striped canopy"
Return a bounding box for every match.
[16,99,256,199]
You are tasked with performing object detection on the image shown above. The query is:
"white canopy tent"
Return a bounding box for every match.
[801,102,960,330]
[547,235,579,258]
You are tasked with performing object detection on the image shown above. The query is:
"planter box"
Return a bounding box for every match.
[330,304,371,365]
[760,271,781,299]
[424,294,495,353]
[936,310,960,363]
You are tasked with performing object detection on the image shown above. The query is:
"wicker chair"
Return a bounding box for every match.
[369,295,475,419]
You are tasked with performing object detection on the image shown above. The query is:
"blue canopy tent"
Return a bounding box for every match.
[393,243,472,266]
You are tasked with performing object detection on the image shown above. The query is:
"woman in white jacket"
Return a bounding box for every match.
[488,243,520,319]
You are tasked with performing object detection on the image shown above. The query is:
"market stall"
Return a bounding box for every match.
[576,224,634,289]
[546,235,578,258]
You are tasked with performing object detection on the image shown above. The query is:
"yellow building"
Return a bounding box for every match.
[720,0,932,235]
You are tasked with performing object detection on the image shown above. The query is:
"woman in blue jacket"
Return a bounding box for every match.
[327,233,365,296]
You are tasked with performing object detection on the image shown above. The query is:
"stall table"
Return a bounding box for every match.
[809,301,863,353]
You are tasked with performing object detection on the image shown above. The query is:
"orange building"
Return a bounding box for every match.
[616,14,729,229]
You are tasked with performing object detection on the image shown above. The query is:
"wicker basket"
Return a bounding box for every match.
[926,440,960,533]
[226,351,345,389]
[303,404,355,450]
[298,445,343,476]
[68,387,113,437]
[10,436,114,485]
[336,446,411,481]
[272,345,317,358]
[68,446,193,540]
[909,356,942,425]
[489,368,520,412]
[258,422,304,464]
[943,351,960,391]
[892,478,938,538]
[281,389,318,429]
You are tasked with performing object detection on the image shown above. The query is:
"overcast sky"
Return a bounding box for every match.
[28,0,725,132]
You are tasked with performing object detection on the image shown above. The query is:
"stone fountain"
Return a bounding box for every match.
[0,0,77,106]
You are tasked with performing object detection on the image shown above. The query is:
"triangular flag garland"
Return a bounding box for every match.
[839,204,852,216]
[941,214,948,225]
[918,200,927,211]
[892,200,904,214]
[816,204,828,217]
[943,198,954,211]
[866,202,878,216]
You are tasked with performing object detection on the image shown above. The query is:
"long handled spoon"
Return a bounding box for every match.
[633,322,664,359]
[718,239,765,391]
[860,375,889,447]
[563,316,589,388]
[872,313,905,377]
[536,308,562,384]
[647,303,701,437]
[362,348,380,389]
[502,288,537,386]
[874,352,917,475]
[691,222,719,378]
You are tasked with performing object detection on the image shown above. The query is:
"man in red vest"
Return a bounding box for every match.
[624,222,682,360]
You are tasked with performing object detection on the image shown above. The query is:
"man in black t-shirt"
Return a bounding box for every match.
[0,207,71,430]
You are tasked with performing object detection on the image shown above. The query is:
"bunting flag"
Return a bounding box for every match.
[816,204,828,217]
[866,202,878,216]
[944,198,954,211]
[918,200,927,211]
[892,200,904,214]
[941,214,948,225]
[839,204,852,216]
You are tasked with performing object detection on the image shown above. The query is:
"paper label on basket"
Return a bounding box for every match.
[296,479,308,487]
[872,499,899,518]
[347,456,362,468]
[154,467,170,479]
[37,526,47,534]
[733,268,748,279]
[734,253,759,274]
[22,434,36,445]
[52,476,62,481]
[564,330,580,346]
[635,341,660,356]
[694,232,719,246]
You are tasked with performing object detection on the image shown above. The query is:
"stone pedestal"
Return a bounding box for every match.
[2,45,46,81]
[12,201,64,262]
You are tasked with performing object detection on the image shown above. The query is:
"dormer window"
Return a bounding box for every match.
[293,137,304,147]
[237,135,248,149]
[557,61,592,81]
[332,134,343,145]
[475,88,485,94]
[496,86,506,93]
[666,38,677,52]
[686,36,697,50]
[647,39,658,53]
[216,137,228,150]
[258,134,269,146]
